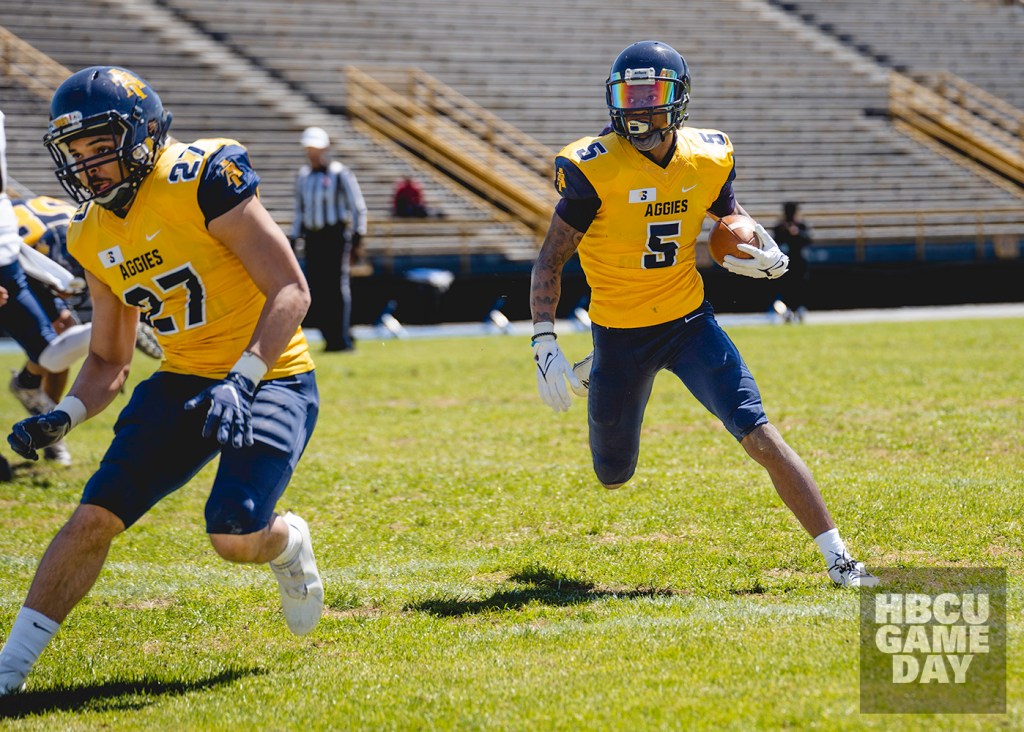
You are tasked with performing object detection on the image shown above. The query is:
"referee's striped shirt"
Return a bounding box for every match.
[292,160,367,239]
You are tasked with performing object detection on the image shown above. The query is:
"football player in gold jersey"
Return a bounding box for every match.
[1,67,322,695]
[530,41,876,589]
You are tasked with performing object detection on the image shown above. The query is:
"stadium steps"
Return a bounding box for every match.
[769,0,1024,108]
[152,0,1024,241]
[0,0,538,264]
[4,0,1023,251]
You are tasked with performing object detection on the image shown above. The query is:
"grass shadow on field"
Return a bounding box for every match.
[409,565,678,618]
[0,666,264,719]
[6,460,72,486]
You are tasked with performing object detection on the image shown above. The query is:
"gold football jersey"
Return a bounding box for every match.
[12,195,76,249]
[555,128,735,328]
[67,139,314,379]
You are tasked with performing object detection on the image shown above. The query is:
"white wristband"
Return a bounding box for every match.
[230,351,269,384]
[533,320,556,337]
[54,395,87,429]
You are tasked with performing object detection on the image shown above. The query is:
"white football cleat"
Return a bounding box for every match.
[269,512,324,635]
[0,669,27,696]
[43,439,73,466]
[571,352,593,397]
[828,553,879,588]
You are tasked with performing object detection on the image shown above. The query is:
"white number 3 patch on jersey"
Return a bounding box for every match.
[99,245,125,268]
[629,188,657,203]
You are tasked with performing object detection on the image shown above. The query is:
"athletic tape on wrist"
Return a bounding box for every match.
[54,395,87,429]
[532,320,558,346]
[230,351,269,384]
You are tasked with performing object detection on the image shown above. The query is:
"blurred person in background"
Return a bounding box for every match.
[770,201,811,325]
[772,201,813,323]
[12,195,84,407]
[292,127,367,352]
[0,111,74,466]
[392,175,444,219]
[392,176,428,218]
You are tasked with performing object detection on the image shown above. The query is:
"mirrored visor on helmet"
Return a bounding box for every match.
[608,74,678,110]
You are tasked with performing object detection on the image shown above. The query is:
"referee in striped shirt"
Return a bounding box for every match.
[292,127,367,352]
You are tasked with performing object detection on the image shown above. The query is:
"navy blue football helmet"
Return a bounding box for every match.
[606,41,690,149]
[43,66,172,212]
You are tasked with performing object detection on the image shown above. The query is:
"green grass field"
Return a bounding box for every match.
[0,316,1021,730]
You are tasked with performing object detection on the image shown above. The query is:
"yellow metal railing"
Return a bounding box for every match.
[368,217,541,272]
[0,26,70,100]
[346,65,556,241]
[889,71,1024,185]
[747,206,1024,263]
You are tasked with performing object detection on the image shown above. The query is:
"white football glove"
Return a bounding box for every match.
[532,323,581,413]
[723,222,789,280]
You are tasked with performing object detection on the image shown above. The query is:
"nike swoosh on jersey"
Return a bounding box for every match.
[681,184,698,193]
[146,230,161,241]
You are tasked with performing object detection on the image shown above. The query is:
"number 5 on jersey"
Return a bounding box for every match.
[642,221,681,269]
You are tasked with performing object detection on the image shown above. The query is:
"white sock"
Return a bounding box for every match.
[270,522,301,566]
[813,527,851,569]
[0,607,60,678]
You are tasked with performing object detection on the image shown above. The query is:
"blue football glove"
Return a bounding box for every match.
[184,372,257,448]
[8,411,72,461]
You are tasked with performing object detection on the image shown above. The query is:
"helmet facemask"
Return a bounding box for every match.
[45,111,161,212]
[606,65,690,152]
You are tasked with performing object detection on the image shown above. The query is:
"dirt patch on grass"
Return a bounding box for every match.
[326,605,382,619]
[111,597,175,611]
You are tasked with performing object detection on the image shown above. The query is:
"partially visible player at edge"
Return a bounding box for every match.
[0,66,324,696]
[529,41,877,588]
[0,112,75,469]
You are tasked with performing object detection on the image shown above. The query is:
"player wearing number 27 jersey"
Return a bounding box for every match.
[67,138,314,378]
[1,66,325,697]
[529,41,877,590]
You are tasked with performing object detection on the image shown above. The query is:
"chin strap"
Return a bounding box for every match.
[629,127,675,152]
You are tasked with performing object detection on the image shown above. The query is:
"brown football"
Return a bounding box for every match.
[708,214,760,267]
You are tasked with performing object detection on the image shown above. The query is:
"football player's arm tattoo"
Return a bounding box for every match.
[530,212,584,324]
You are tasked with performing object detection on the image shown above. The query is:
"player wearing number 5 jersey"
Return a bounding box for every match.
[530,41,877,590]
[1,66,323,696]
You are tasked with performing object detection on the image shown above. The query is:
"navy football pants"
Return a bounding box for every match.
[588,301,768,485]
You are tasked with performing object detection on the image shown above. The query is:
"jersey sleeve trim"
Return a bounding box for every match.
[554,156,598,201]
[197,144,261,226]
[555,197,601,233]
[708,166,737,218]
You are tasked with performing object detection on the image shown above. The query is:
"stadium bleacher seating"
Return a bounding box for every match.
[772,0,1024,109]
[0,0,534,262]
[154,0,1024,236]
[1,0,1021,263]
